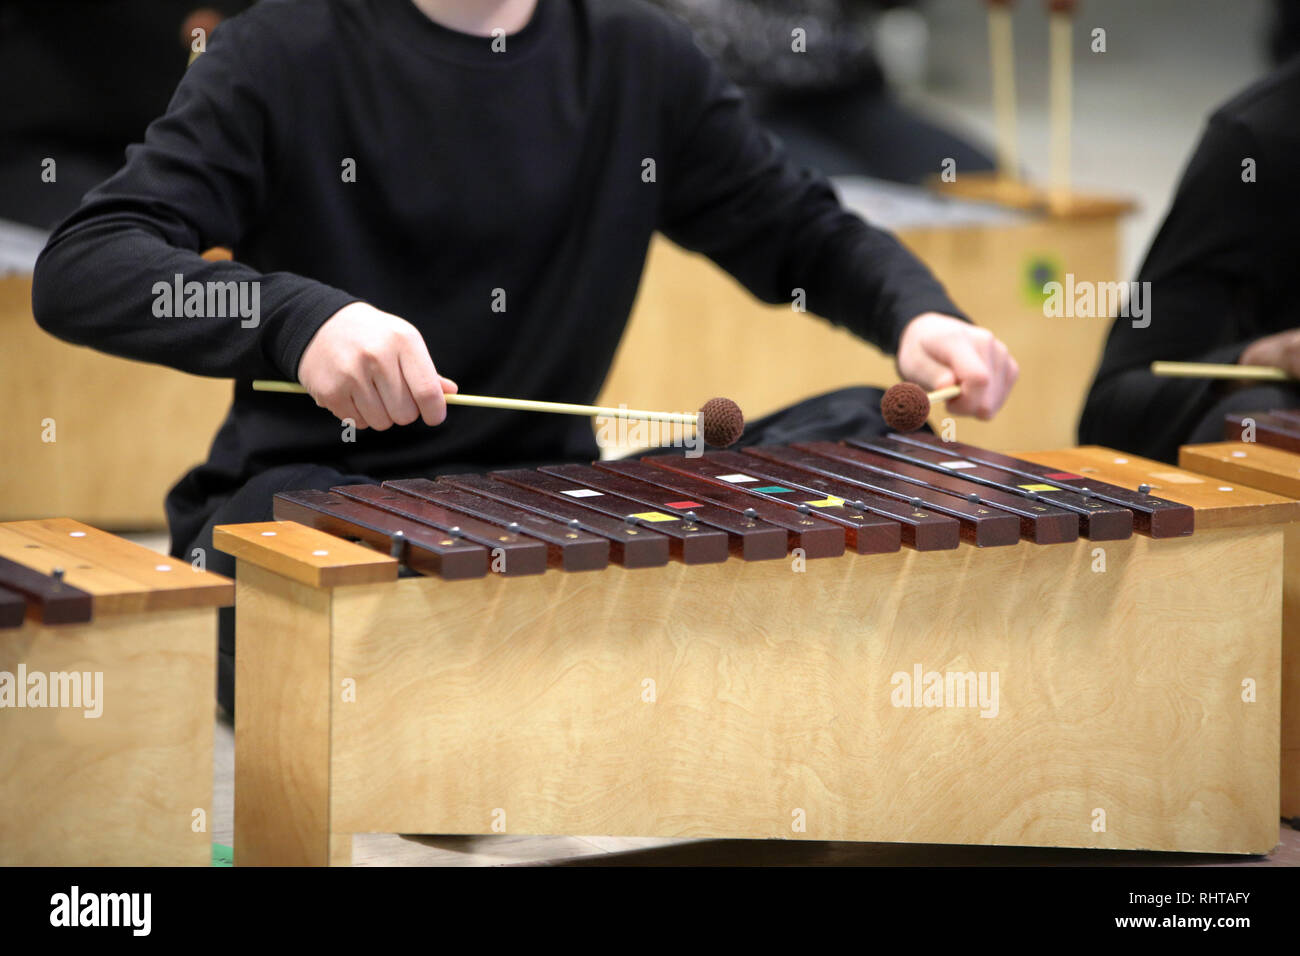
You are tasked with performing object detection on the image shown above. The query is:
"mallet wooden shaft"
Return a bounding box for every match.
[928,384,963,403]
[251,379,699,425]
[1149,361,1290,382]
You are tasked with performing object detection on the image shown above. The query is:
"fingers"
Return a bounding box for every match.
[934,332,993,418]
[398,333,450,426]
[301,309,453,430]
[314,391,369,430]
[928,327,1017,420]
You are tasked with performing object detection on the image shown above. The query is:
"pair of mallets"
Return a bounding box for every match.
[251,379,956,445]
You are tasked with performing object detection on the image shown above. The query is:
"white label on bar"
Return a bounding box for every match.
[938,460,977,470]
[716,473,758,483]
[561,488,603,497]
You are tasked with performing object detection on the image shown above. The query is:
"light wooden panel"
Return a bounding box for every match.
[321,528,1279,854]
[598,216,1123,454]
[215,520,397,589]
[234,561,350,866]
[1180,442,1300,500]
[0,608,215,865]
[0,517,232,614]
[0,274,232,529]
[1018,446,1300,529]
[1180,441,1300,818]
[931,172,1136,219]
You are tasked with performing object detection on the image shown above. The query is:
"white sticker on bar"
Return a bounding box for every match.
[561,489,603,498]
[938,460,978,470]
[716,474,758,483]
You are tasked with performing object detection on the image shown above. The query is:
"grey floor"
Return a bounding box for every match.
[129,1,1300,867]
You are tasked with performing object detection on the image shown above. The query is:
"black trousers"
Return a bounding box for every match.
[186,386,899,718]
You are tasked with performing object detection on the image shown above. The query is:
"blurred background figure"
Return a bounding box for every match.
[1270,0,1300,61]
[650,0,997,183]
[1078,51,1300,462]
[0,1,251,230]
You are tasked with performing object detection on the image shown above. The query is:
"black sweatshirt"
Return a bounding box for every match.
[32,0,963,547]
[1078,56,1300,463]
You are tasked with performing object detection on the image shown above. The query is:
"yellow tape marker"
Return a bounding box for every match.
[629,511,678,523]
[802,496,845,508]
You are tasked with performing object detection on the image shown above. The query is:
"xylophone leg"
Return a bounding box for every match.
[233,562,351,866]
[217,521,397,866]
[1285,525,1300,820]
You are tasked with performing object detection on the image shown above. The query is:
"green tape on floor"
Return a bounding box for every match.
[212,843,233,867]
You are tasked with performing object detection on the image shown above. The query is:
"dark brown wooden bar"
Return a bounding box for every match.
[384,479,609,572]
[0,554,93,625]
[273,489,488,579]
[0,583,29,628]
[539,464,787,561]
[492,469,730,565]
[1225,411,1300,454]
[879,433,1191,538]
[723,450,959,551]
[598,459,845,559]
[794,441,1075,545]
[439,474,670,568]
[757,444,1026,546]
[644,454,903,555]
[848,436,1137,539]
[333,484,547,576]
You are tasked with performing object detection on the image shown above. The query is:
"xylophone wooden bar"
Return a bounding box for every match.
[493,467,730,564]
[438,473,671,568]
[594,458,846,559]
[0,585,25,629]
[383,479,610,572]
[274,488,488,579]
[711,449,962,551]
[538,463,789,561]
[749,444,1026,546]
[872,434,1189,537]
[843,437,1135,540]
[1225,410,1300,453]
[1,518,231,866]
[796,440,1079,544]
[334,483,548,576]
[646,453,904,554]
[0,553,93,624]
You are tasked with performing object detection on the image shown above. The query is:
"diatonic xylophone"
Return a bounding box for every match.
[215,438,1292,865]
[0,519,232,866]
[265,434,1198,580]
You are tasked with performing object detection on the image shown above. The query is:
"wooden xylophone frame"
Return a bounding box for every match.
[0,519,232,866]
[216,438,1290,865]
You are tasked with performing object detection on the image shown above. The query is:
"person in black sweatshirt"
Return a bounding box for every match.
[32,0,1018,715]
[1078,56,1300,463]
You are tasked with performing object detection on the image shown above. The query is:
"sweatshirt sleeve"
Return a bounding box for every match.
[31,12,359,381]
[655,20,966,355]
[1078,114,1267,462]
